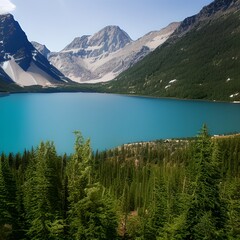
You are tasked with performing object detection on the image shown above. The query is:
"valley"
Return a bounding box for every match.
[0,0,239,102]
[0,0,240,239]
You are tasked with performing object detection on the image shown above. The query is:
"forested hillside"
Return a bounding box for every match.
[0,127,240,239]
[103,0,240,101]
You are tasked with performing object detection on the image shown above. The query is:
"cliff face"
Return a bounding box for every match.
[0,14,69,87]
[0,14,33,70]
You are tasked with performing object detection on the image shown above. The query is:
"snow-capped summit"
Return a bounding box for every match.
[49,23,179,83]
[0,14,69,87]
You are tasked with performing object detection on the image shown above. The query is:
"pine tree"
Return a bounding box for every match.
[23,142,65,240]
[224,178,240,239]
[67,132,118,239]
[0,158,11,239]
[149,175,168,239]
[73,184,118,240]
[67,132,92,238]
[0,155,19,240]
[181,125,228,240]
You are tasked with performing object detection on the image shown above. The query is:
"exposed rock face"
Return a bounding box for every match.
[49,23,179,83]
[0,14,33,70]
[0,14,68,86]
[174,0,240,36]
[86,25,132,55]
[31,41,50,58]
[61,26,132,58]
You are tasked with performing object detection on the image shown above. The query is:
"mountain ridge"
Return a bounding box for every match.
[103,0,240,101]
[49,22,179,83]
[173,0,239,37]
[31,41,50,58]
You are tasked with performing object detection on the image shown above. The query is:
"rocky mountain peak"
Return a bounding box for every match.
[49,22,179,83]
[0,14,69,86]
[59,25,132,58]
[88,25,132,53]
[0,14,33,70]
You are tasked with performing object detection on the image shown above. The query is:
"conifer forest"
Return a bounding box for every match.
[1,126,240,240]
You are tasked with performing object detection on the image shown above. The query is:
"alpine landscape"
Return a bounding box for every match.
[0,0,240,239]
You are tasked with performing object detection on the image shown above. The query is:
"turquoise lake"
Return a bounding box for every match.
[0,93,240,154]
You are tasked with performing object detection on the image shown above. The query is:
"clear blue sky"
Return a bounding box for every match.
[10,0,213,51]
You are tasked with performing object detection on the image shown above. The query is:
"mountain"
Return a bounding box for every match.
[49,23,179,83]
[63,25,132,56]
[0,14,69,89]
[103,0,240,102]
[31,41,50,58]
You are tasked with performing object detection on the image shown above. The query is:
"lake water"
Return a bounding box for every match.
[0,93,240,154]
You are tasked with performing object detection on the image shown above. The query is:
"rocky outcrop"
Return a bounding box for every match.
[31,41,50,58]
[49,23,179,83]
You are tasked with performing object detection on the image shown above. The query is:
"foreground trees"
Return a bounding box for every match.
[0,127,240,239]
[177,126,228,239]
[23,142,65,240]
[67,132,117,240]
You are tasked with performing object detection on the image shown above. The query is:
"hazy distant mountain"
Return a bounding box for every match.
[0,14,69,88]
[31,41,50,58]
[49,23,179,83]
[104,0,240,102]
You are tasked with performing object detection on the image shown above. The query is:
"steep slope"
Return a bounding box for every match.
[0,14,69,88]
[0,67,13,83]
[104,0,240,102]
[49,23,179,83]
[84,22,180,83]
[49,25,132,82]
[31,41,50,58]
[0,67,23,92]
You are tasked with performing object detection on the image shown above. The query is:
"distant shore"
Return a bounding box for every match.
[120,92,240,105]
[0,92,10,97]
[2,87,240,104]
[121,132,240,149]
[212,133,240,139]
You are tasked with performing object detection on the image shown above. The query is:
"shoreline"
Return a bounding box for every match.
[0,92,10,97]
[3,89,240,104]
[115,92,240,104]
[120,132,240,149]
[1,132,240,156]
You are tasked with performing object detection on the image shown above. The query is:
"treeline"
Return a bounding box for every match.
[1,127,240,239]
[103,11,240,102]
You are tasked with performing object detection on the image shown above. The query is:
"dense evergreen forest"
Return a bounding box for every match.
[1,126,240,239]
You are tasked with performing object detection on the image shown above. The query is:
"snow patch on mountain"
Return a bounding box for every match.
[49,22,180,83]
[230,93,239,98]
